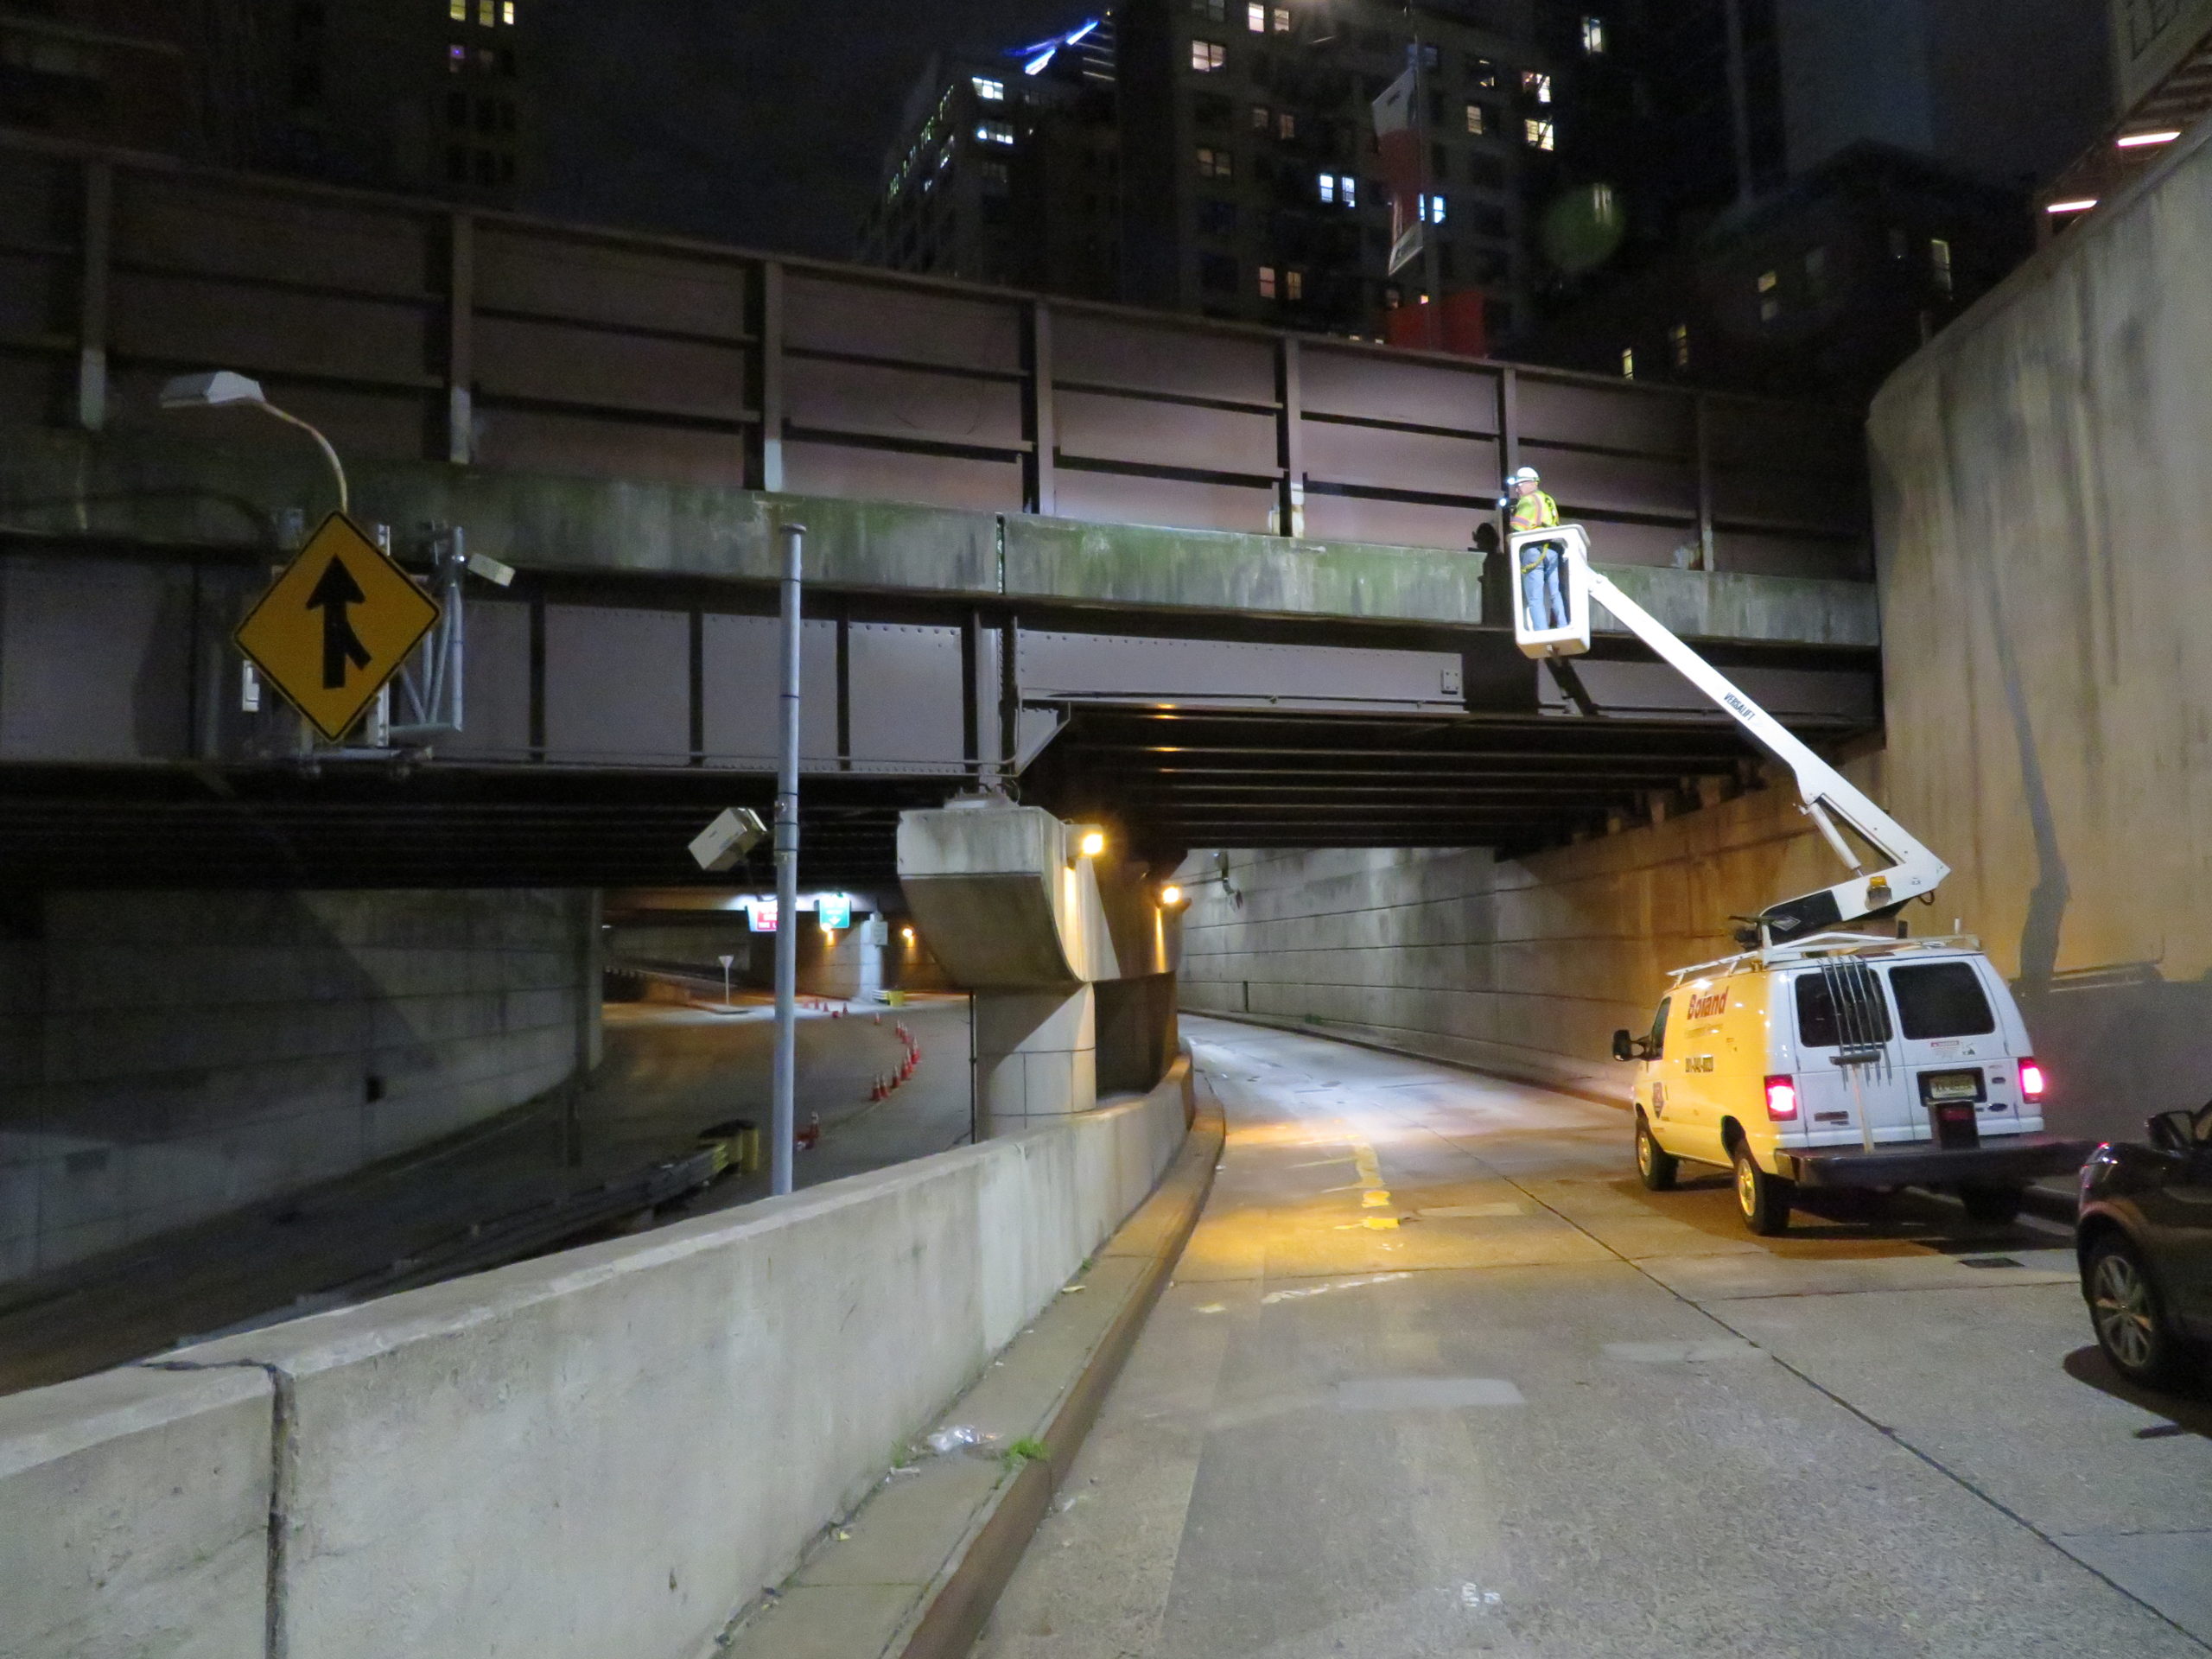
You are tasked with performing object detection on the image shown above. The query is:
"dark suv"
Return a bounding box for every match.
[2077,1101,2212,1388]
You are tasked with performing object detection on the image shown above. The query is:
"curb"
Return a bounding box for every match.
[896,1088,1226,1659]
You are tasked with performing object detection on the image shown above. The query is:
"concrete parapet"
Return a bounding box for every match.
[0,1363,272,1659]
[3,1059,1190,1659]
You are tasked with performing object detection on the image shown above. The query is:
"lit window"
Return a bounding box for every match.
[1196,146,1233,179]
[1341,174,1356,207]
[1318,172,1334,202]
[448,43,466,69]
[1669,322,1689,368]
[1286,268,1305,300]
[1756,269,1778,292]
[1425,194,1446,224]
[1273,6,1292,30]
[450,0,466,17]
[1251,103,1270,130]
[1524,118,1554,150]
[501,0,515,22]
[1248,1,1266,30]
[1473,58,1498,88]
[976,121,1014,144]
[1929,236,1953,296]
[1192,39,1227,71]
[478,0,493,25]
[1522,70,1551,104]
[1278,111,1297,138]
[1465,102,1484,135]
[1582,15,1605,53]
[1761,296,1781,322]
[1258,264,1278,298]
[1620,346,1635,379]
[1421,43,1440,70]
[973,76,1005,101]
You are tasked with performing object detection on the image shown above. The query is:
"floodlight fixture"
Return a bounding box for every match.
[159,369,351,514]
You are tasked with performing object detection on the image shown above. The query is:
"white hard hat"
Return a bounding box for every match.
[1510,467,1541,485]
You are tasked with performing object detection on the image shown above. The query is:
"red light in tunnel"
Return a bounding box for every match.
[1764,1075,1798,1121]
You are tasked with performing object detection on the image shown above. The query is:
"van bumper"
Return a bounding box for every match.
[1772,1134,2094,1189]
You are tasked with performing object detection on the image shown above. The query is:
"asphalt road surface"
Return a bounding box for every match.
[978,1016,2212,1659]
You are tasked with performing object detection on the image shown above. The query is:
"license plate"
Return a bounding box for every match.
[1923,1071,1980,1103]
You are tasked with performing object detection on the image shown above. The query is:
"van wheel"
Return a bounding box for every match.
[1960,1184,2025,1226]
[2086,1235,2191,1389]
[1635,1115,1679,1191]
[1733,1142,1794,1236]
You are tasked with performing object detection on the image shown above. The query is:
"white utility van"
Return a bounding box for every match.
[1613,932,2091,1235]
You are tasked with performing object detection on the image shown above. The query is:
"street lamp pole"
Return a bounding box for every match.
[159,371,349,515]
[770,522,805,1197]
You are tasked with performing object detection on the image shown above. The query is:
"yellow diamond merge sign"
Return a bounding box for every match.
[234,512,442,742]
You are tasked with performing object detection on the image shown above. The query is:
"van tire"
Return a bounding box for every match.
[1636,1115,1679,1191]
[1960,1183,2025,1226]
[1733,1142,1794,1236]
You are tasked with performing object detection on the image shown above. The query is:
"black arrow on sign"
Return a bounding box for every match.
[307,554,372,690]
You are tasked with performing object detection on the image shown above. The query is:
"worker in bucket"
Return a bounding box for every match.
[1501,466,1566,631]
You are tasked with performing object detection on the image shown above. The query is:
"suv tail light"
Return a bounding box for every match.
[1764,1075,1799,1121]
[2019,1059,2046,1103]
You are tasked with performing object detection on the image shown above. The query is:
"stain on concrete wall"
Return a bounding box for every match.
[0,888,601,1283]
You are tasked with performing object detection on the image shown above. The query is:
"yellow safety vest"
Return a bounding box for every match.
[1511,491,1560,562]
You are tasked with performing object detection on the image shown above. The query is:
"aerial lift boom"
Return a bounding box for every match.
[1510,525,1947,944]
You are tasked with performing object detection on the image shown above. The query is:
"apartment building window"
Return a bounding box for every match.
[1424,194,1446,224]
[1278,111,1298,138]
[1420,43,1440,70]
[1669,322,1690,368]
[980,161,1010,189]
[477,0,493,25]
[1248,2,1266,30]
[1258,264,1278,299]
[449,0,465,17]
[1251,103,1270,130]
[1522,70,1551,104]
[1287,268,1305,300]
[1196,146,1233,179]
[1192,39,1227,71]
[1620,346,1636,379]
[1582,16,1605,54]
[1930,236,1954,296]
[1524,118,1554,150]
[1472,58,1498,88]
[501,1,515,22]
[973,76,1004,101]
[1317,171,1356,205]
[1198,198,1238,234]
[976,121,1014,144]
[1465,102,1484,135]
[1758,266,1782,321]
[1191,0,1225,18]
[1200,252,1237,291]
[1273,6,1292,30]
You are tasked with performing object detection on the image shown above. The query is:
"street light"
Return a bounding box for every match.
[159,371,351,516]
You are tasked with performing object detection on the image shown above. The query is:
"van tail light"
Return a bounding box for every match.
[2019,1059,2046,1103]
[1764,1075,1799,1121]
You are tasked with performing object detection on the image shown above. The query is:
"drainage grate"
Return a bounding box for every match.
[1957,1255,2024,1269]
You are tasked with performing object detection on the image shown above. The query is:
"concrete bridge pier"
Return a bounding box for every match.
[897,803,1179,1137]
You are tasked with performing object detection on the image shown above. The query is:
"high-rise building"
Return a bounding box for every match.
[860,18,1123,300]
[0,0,207,155]
[256,0,539,206]
[862,3,1596,351]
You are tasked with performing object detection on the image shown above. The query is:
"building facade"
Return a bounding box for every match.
[0,0,207,155]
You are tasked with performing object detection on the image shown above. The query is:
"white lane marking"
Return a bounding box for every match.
[1416,1202,1526,1219]
[1335,1376,1526,1411]
[1260,1272,1413,1305]
[1604,1338,1764,1363]
[1460,1582,1505,1611]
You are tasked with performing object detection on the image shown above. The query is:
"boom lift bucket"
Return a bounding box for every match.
[1509,524,1593,660]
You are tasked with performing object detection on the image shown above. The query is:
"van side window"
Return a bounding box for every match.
[1886,963,1995,1039]
[1649,997,1670,1059]
[1795,968,1893,1048]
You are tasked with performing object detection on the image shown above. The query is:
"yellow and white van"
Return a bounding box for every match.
[1613,933,2092,1235]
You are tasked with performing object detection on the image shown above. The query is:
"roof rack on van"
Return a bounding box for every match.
[1662,931,1984,988]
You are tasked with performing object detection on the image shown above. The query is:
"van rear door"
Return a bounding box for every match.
[1879,958,2006,1147]
[1788,962,1920,1147]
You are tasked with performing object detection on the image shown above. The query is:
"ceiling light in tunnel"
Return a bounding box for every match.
[1160,885,1185,907]
[2116,130,2181,148]
[1078,829,1106,858]
[2045,198,2098,214]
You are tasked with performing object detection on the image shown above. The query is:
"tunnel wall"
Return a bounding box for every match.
[1178,766,1872,1109]
[0,888,601,1283]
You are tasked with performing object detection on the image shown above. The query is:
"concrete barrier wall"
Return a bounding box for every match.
[1866,111,2212,1141]
[0,1063,1189,1659]
[0,888,601,1283]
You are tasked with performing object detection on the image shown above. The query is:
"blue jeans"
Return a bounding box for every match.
[1521,543,1566,632]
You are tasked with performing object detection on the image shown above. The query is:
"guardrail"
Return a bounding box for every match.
[0,131,1866,580]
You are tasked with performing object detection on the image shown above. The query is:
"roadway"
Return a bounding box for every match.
[979,1017,2212,1658]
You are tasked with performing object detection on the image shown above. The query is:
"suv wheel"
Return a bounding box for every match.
[1733,1141,1794,1236]
[1960,1183,2025,1226]
[2086,1235,2190,1389]
[1636,1115,1678,1191]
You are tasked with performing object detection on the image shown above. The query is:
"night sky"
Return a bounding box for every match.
[529,0,1085,257]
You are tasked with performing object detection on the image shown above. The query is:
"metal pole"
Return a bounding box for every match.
[771,522,805,1196]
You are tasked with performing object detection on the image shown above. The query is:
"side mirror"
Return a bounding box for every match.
[2146,1110,2193,1154]
[1611,1028,1636,1063]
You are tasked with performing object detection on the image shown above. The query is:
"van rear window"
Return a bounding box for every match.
[1886,962,1996,1039]
[1794,965,1893,1048]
